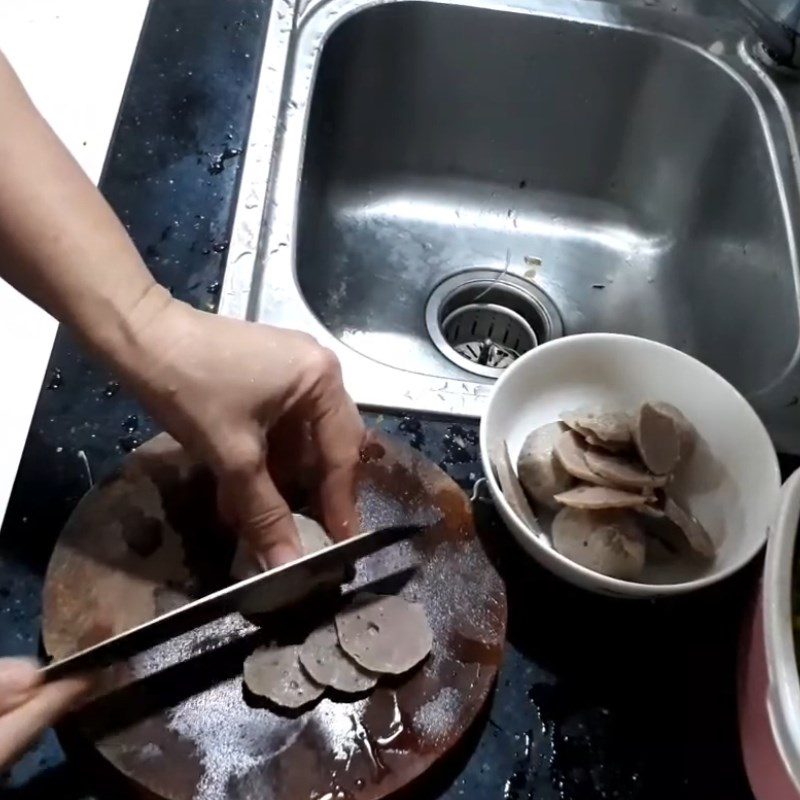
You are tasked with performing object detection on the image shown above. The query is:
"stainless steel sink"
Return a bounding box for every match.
[221,0,800,451]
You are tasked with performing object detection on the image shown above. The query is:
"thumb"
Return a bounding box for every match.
[218,460,302,568]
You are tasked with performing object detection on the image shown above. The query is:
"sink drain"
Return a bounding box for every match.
[442,303,536,369]
[425,270,562,378]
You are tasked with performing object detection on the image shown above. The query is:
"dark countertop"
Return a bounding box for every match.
[0,2,759,798]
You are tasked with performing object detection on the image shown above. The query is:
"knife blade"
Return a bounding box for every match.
[42,515,438,681]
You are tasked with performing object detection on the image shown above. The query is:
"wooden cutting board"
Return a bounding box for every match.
[42,431,507,800]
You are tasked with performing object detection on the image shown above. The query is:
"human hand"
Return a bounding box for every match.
[0,53,364,564]
[122,290,365,568]
[0,658,92,770]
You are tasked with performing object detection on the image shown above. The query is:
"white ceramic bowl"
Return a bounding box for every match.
[479,333,781,598]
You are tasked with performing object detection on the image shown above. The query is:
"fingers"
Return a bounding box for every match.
[303,357,364,542]
[313,405,363,542]
[206,335,363,562]
[0,658,40,715]
[217,441,302,567]
[266,410,316,504]
[0,673,92,770]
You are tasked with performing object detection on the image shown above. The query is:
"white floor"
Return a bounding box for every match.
[0,1,149,524]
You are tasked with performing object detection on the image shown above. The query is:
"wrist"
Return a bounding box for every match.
[89,282,181,386]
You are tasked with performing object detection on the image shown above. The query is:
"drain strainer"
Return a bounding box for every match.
[425,270,563,378]
[442,303,536,369]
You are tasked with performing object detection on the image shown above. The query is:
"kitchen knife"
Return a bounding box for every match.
[41,514,438,681]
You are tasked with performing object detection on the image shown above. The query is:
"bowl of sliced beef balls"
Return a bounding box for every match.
[480,333,781,597]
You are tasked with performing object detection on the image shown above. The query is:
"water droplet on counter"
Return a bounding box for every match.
[103,381,120,398]
[46,368,63,390]
[122,414,139,433]
[206,146,242,175]
[118,434,142,453]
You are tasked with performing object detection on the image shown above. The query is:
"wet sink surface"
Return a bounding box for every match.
[228,0,800,442]
[297,2,797,392]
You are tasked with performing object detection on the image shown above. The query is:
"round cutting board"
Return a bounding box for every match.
[42,431,507,800]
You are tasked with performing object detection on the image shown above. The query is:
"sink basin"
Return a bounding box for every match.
[298,1,798,395]
[222,0,800,448]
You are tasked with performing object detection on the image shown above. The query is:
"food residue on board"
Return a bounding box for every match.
[499,401,716,581]
[413,686,462,745]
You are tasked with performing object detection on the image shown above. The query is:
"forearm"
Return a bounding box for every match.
[0,51,170,373]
